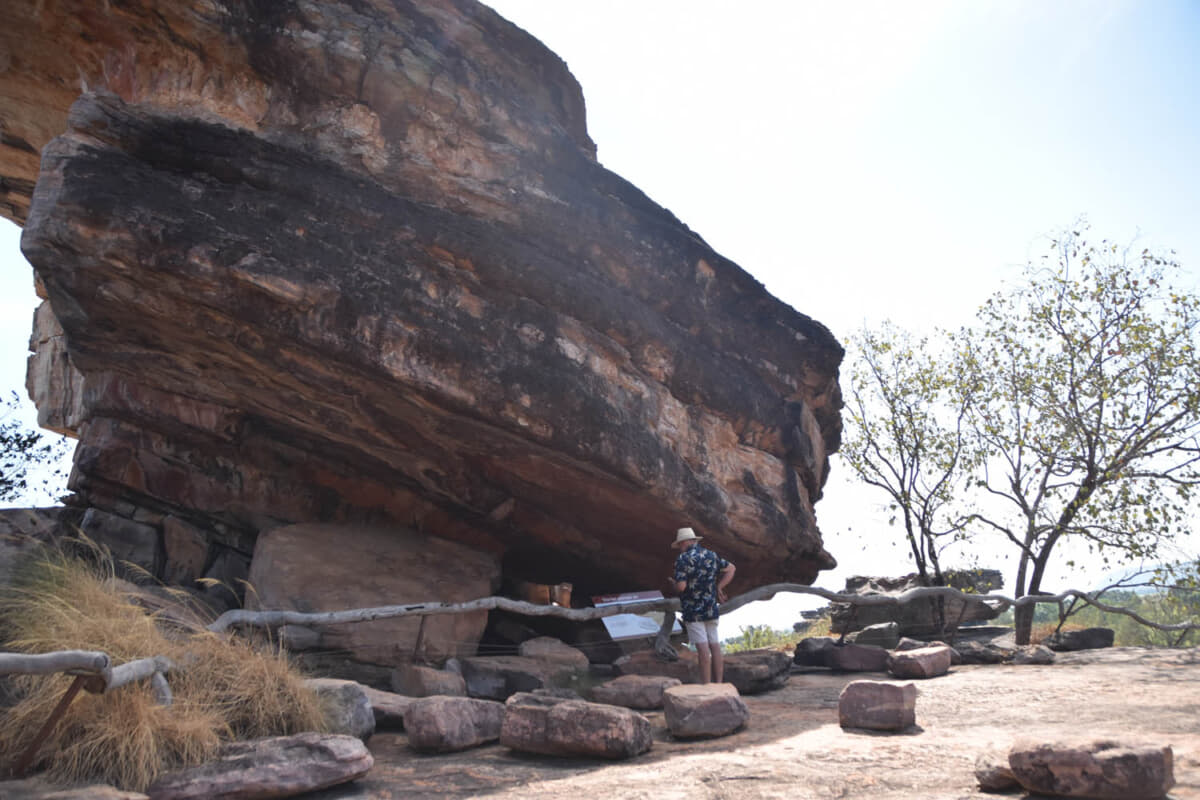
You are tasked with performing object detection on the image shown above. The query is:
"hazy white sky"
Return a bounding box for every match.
[2,1,1199,631]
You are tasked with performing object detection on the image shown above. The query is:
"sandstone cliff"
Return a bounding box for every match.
[1,0,842,603]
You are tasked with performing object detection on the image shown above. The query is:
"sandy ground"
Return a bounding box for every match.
[312,647,1200,800]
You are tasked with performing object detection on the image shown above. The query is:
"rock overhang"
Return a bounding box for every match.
[4,0,843,596]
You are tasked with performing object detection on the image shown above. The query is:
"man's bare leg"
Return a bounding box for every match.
[695,642,712,683]
[711,641,724,684]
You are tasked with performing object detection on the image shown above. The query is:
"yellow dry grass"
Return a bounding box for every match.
[0,541,326,791]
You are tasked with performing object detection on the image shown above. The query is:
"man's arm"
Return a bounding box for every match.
[716,562,736,602]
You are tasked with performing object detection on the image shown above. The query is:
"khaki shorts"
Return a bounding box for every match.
[684,619,720,645]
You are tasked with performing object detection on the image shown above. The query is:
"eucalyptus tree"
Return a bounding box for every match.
[844,225,1200,644]
[960,227,1200,642]
[842,322,978,591]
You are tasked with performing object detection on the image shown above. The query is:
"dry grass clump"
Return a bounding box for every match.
[0,543,325,791]
[1030,621,1086,644]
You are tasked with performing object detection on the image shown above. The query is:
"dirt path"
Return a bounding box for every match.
[313,647,1200,799]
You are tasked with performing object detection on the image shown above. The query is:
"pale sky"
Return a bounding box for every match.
[2,1,1199,632]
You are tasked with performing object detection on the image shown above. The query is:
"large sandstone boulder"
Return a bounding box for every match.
[7,0,843,604]
[460,655,581,701]
[831,570,1004,636]
[248,524,499,666]
[662,683,749,739]
[500,693,652,759]
[886,645,953,679]
[612,648,789,694]
[837,681,917,731]
[391,664,467,698]
[1008,739,1174,799]
[145,733,372,799]
[404,696,506,753]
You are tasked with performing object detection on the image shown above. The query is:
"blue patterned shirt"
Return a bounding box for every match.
[673,544,730,622]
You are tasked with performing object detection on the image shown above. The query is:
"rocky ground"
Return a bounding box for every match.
[314,646,1200,800]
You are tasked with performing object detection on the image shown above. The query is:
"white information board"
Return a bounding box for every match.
[592,590,682,641]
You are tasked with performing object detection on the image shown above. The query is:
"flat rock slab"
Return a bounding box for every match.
[405,696,506,753]
[304,678,376,741]
[500,692,652,759]
[838,680,917,731]
[1044,627,1116,651]
[517,637,590,670]
[146,732,372,800]
[590,674,681,709]
[1009,739,1174,799]
[887,644,952,679]
[614,648,790,694]
[662,683,749,739]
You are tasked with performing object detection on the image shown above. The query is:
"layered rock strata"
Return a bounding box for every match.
[3,0,842,603]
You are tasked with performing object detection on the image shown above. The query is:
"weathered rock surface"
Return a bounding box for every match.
[837,680,917,731]
[793,636,836,667]
[612,648,789,694]
[662,683,749,739]
[250,523,499,667]
[831,570,1004,636]
[304,678,376,742]
[404,696,505,753]
[954,639,1015,665]
[145,732,373,799]
[589,674,681,709]
[392,664,468,698]
[886,644,953,679]
[1008,739,1174,799]
[500,692,652,759]
[1043,627,1116,652]
[6,0,843,608]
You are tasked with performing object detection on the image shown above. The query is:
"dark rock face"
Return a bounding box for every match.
[1043,627,1115,652]
[4,0,843,603]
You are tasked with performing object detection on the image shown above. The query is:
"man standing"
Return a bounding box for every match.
[671,526,736,684]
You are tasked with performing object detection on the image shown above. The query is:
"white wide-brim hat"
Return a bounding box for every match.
[672,527,702,548]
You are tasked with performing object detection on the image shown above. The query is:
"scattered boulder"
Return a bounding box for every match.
[954,640,1015,665]
[1042,627,1116,652]
[887,644,953,679]
[500,692,652,759]
[404,696,506,753]
[590,675,681,709]
[360,685,412,730]
[838,681,917,731]
[1012,645,1056,665]
[662,683,749,739]
[391,664,467,697]
[517,637,590,670]
[847,622,901,649]
[146,732,372,799]
[793,636,836,667]
[827,643,890,672]
[974,752,1020,792]
[722,649,792,694]
[304,678,375,741]
[1008,739,1174,799]
[459,655,577,700]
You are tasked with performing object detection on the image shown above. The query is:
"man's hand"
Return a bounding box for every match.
[718,588,728,603]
